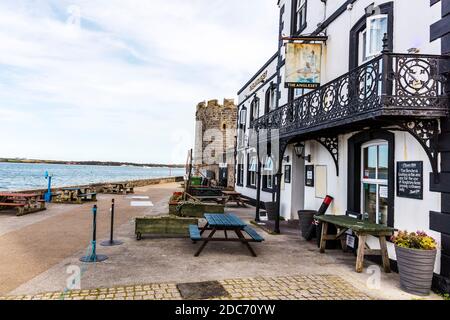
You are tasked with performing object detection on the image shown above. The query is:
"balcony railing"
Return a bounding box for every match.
[252,53,449,139]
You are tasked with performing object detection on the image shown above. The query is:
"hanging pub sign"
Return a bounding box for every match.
[285,43,322,89]
[397,161,423,200]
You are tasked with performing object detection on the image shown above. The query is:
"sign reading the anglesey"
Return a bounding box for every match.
[285,43,322,89]
[249,70,268,92]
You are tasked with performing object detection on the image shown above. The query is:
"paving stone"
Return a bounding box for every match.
[1,274,372,301]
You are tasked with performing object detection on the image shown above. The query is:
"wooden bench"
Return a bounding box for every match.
[78,192,97,199]
[195,196,229,205]
[243,226,264,242]
[315,214,394,273]
[189,224,202,242]
[0,202,27,215]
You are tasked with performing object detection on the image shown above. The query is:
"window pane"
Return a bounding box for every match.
[378,144,388,180]
[363,183,377,223]
[363,146,377,179]
[378,185,388,225]
[367,16,387,56]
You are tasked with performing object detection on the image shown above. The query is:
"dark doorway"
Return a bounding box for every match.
[347,129,395,227]
[219,167,228,187]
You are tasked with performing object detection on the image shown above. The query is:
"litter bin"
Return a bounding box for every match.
[264,202,278,221]
[297,210,317,239]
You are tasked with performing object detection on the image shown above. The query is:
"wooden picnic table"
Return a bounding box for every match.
[101,183,134,195]
[315,215,395,273]
[53,186,97,204]
[0,192,45,216]
[222,191,246,207]
[194,195,229,205]
[189,213,264,257]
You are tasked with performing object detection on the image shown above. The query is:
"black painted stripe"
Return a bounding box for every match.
[430,172,450,192]
[431,0,441,6]
[443,0,450,17]
[442,193,450,213]
[236,52,279,96]
[439,133,450,152]
[312,0,358,35]
[442,153,450,172]
[431,14,450,41]
[442,253,450,277]
[442,234,450,255]
[442,34,450,54]
[430,211,450,234]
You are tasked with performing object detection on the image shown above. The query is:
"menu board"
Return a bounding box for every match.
[305,165,314,187]
[397,161,423,200]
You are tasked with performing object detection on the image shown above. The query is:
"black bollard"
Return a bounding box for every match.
[101,199,123,247]
[80,205,108,262]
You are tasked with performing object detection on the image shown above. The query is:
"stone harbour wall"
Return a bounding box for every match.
[16,176,184,195]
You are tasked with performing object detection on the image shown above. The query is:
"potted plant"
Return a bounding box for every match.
[391,230,438,296]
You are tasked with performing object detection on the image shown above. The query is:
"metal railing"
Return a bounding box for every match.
[252,53,449,138]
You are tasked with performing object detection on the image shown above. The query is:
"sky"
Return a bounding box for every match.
[0,0,279,164]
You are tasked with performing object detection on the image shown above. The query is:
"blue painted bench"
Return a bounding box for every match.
[189,224,202,241]
[243,226,264,242]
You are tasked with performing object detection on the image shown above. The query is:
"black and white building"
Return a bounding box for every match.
[236,0,450,293]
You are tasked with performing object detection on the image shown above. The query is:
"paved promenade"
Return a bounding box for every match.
[0,183,173,295]
[0,182,442,300]
[1,275,371,300]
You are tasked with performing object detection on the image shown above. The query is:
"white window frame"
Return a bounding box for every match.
[366,14,388,59]
[263,156,274,190]
[360,140,389,225]
[295,0,307,33]
[248,156,258,187]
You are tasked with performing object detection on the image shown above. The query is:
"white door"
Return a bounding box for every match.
[361,141,389,225]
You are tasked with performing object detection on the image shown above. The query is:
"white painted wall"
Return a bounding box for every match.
[236,1,444,275]
[278,0,441,85]
[298,132,442,272]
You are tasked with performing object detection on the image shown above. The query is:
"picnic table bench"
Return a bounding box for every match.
[315,214,395,273]
[194,195,229,205]
[222,191,247,207]
[101,183,134,195]
[0,193,46,216]
[52,187,97,204]
[189,213,264,257]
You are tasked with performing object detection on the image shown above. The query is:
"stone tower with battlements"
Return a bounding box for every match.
[194,98,237,187]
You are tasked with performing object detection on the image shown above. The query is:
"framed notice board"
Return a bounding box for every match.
[397,161,423,200]
[305,165,314,187]
[284,165,291,183]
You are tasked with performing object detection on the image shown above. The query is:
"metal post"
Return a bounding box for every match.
[101,199,123,246]
[110,199,114,242]
[255,129,261,222]
[274,172,283,234]
[80,205,108,262]
[44,171,52,203]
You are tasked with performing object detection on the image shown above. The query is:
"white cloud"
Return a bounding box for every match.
[0,0,278,163]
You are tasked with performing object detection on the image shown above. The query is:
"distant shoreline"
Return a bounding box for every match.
[0,158,184,168]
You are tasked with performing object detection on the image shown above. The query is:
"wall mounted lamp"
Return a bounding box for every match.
[294,142,311,162]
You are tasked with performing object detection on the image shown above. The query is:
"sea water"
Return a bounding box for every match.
[0,162,185,191]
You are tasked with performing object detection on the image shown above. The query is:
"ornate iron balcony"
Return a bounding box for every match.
[252,53,449,139]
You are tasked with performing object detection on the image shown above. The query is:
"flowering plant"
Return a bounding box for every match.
[391,231,437,250]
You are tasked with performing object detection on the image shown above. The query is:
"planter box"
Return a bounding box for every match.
[173,202,224,218]
[169,202,180,215]
[188,187,223,197]
[395,246,437,296]
[135,216,198,240]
